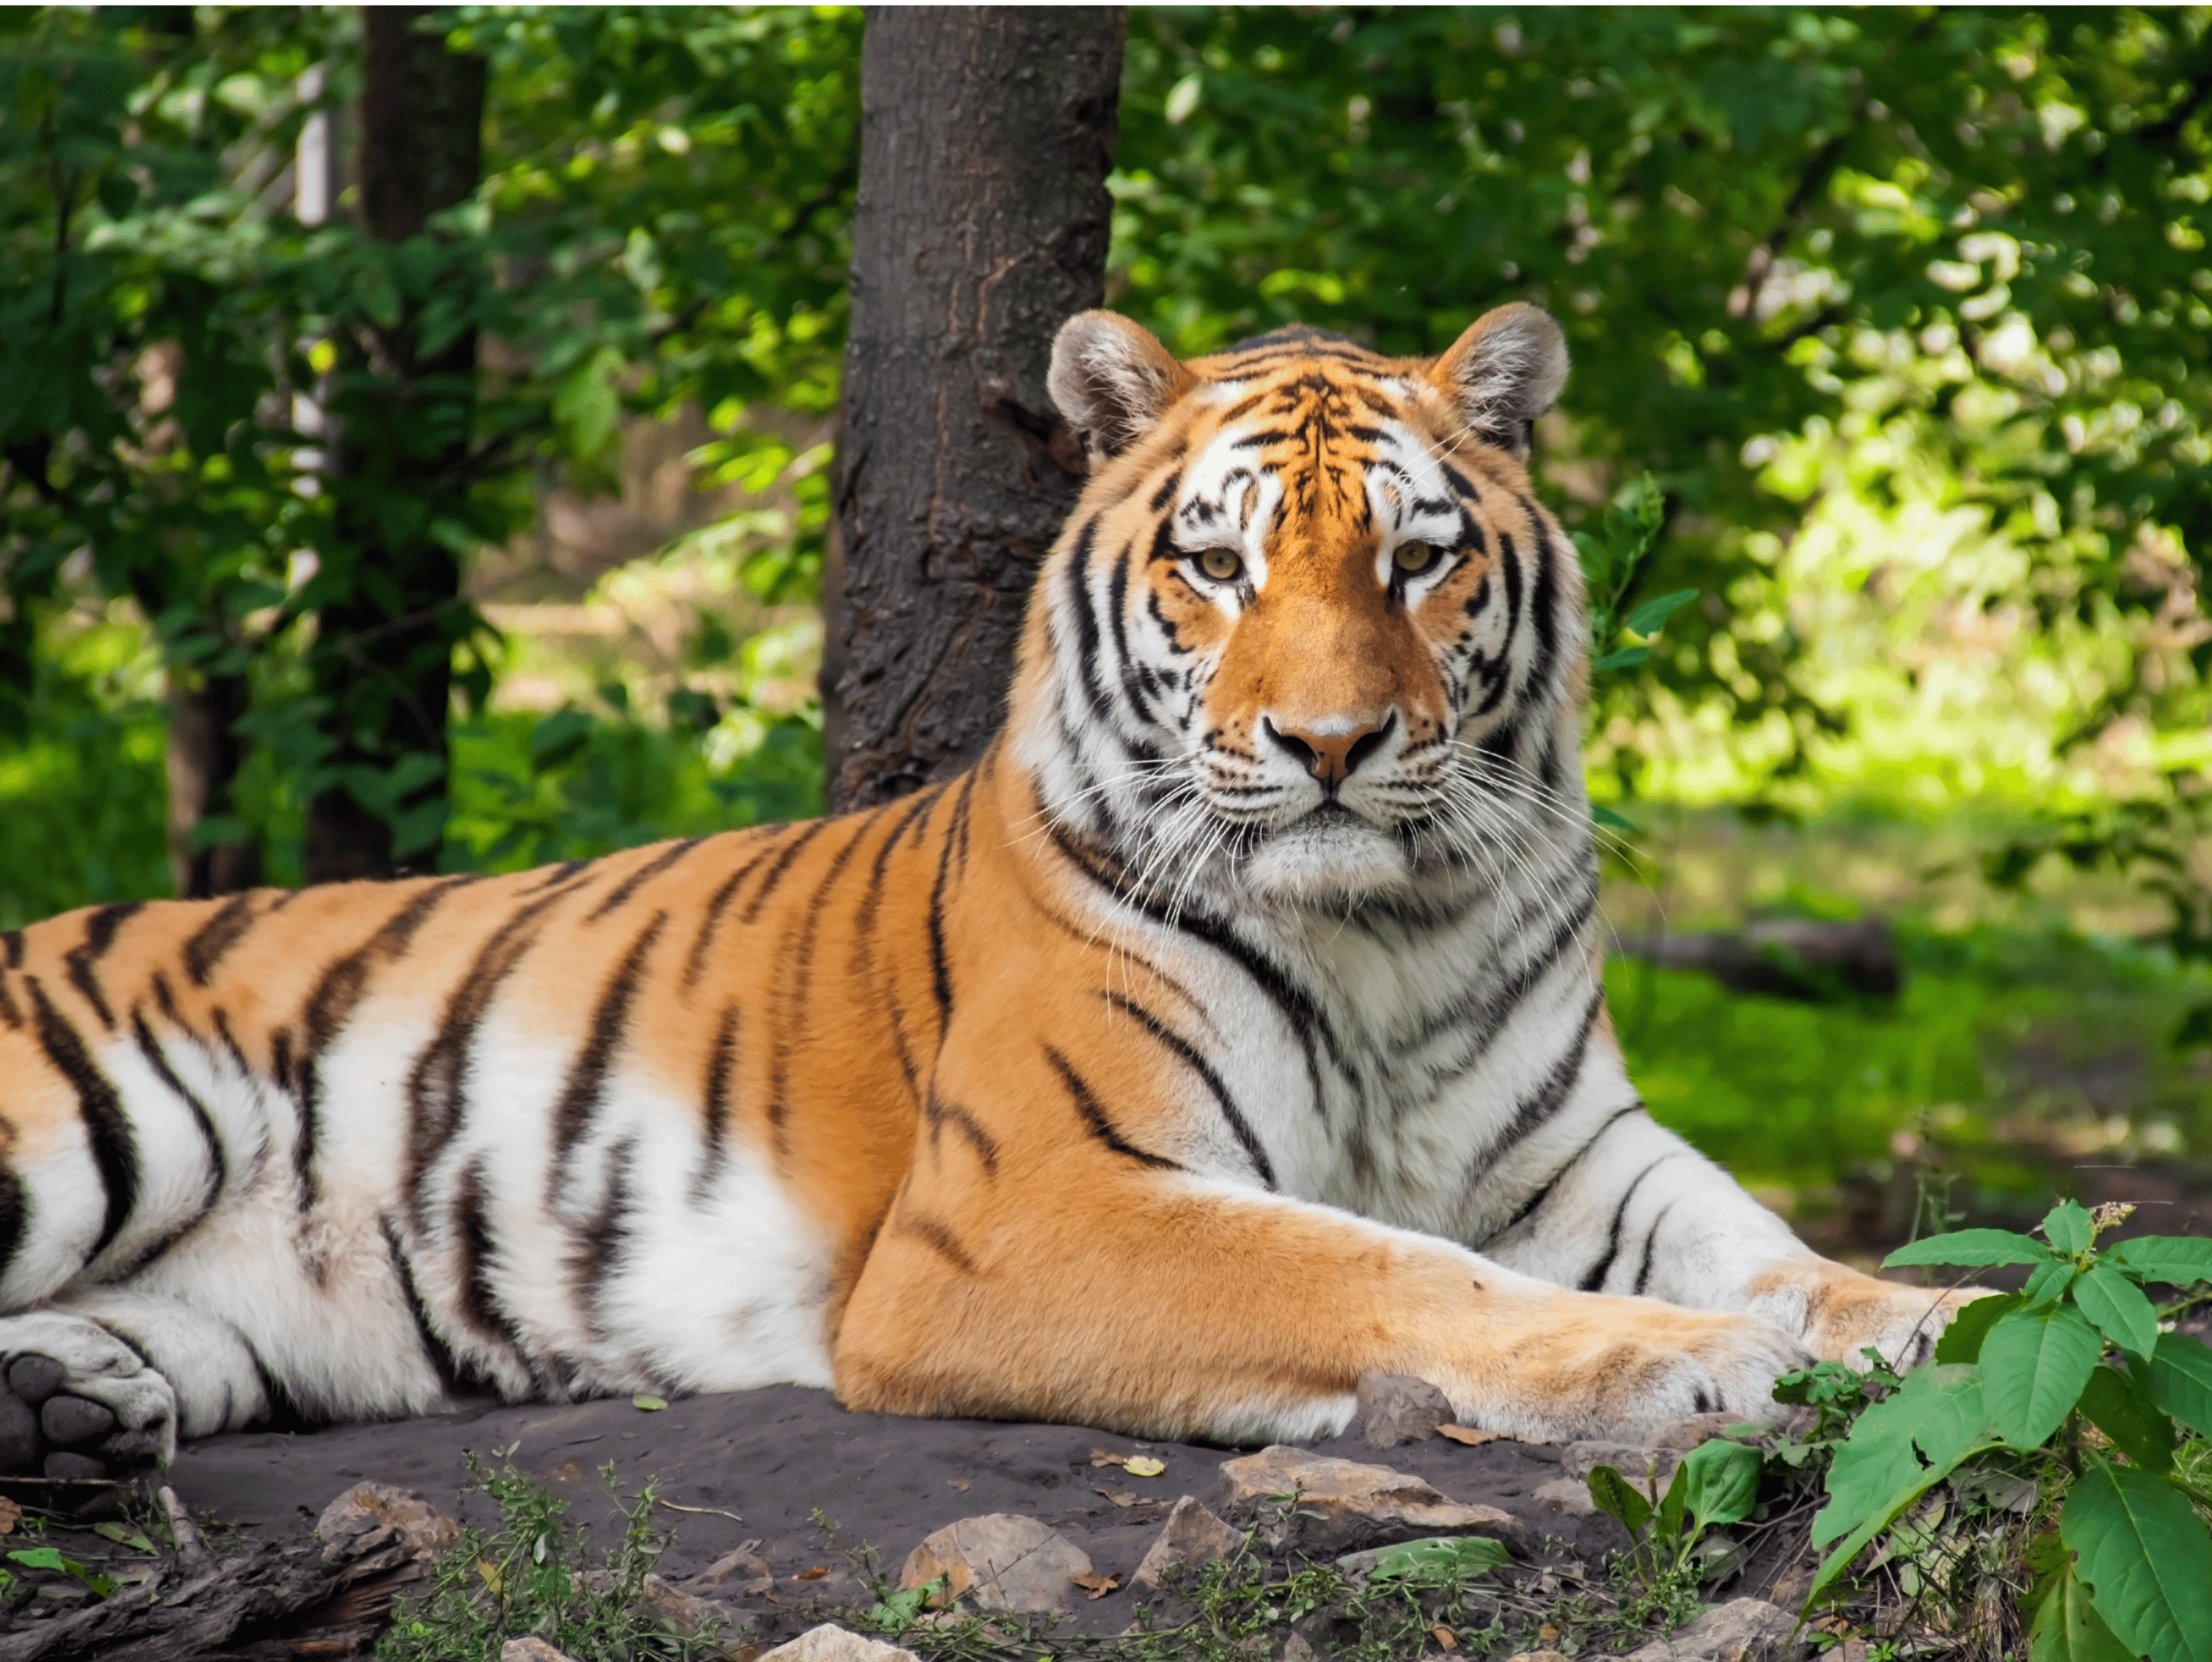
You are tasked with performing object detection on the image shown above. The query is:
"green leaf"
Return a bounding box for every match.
[2064,1459,2212,1662]
[1816,1366,1990,1546]
[7,1548,66,1573]
[2109,1237,2212,1287]
[2074,1263,2160,1361]
[96,171,139,219]
[1983,1304,2103,1450]
[1591,645,1651,672]
[2142,1333,2212,1438]
[1679,1437,1761,1530]
[2024,1259,2081,1310]
[1885,1228,2055,1270]
[1585,1466,1653,1537]
[1937,1292,2024,1363]
[631,1394,667,1411]
[2046,1201,2096,1255]
[2030,1548,2138,1662]
[2077,1365,2174,1474]
[1804,1440,2001,1610]
[1590,803,1641,833]
[1361,1536,1510,1585]
[1624,588,1699,636]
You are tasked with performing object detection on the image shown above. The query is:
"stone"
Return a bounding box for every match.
[1560,1441,1682,1487]
[1615,1598,1806,1662]
[318,1482,460,1570]
[6,1355,66,1407]
[1213,1446,1530,1556]
[635,1574,723,1636]
[39,1395,115,1446]
[0,1389,38,1476]
[758,1623,923,1662]
[692,1543,776,1594]
[1282,1635,1322,1662]
[501,1641,580,1662]
[900,1513,1094,1614]
[1501,1652,1572,1662]
[1531,1477,1598,1518]
[1350,1373,1452,1448]
[1129,1496,1243,1592]
[1646,1413,1744,1453]
[43,1451,105,1480]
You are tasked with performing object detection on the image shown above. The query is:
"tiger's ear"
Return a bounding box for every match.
[1049,311,1191,466]
[1428,303,1569,459]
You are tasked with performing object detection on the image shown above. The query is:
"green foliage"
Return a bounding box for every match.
[1358,1535,1510,1588]
[378,1449,716,1662]
[1795,1201,2212,1660]
[1588,1434,1763,1601]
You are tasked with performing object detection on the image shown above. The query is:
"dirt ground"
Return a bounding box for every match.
[164,1383,1615,1633]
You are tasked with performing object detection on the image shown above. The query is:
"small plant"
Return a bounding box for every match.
[1586,1434,1764,1626]
[1800,1200,2212,1661]
[378,1449,715,1662]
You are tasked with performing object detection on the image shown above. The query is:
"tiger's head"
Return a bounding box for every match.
[1018,304,1588,911]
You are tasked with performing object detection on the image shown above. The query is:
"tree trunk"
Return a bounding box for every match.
[165,670,262,899]
[302,7,485,884]
[826,6,1123,813]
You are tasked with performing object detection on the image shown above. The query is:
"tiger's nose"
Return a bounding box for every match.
[1261,711,1397,791]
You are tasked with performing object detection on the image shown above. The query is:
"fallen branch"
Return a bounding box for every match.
[1612,917,1901,1002]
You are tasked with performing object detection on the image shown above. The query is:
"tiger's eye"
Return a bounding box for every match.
[1393,541,1441,576]
[1198,548,1243,582]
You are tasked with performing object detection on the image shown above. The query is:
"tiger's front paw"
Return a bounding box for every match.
[0,1311,177,1479]
[1749,1260,1995,1372]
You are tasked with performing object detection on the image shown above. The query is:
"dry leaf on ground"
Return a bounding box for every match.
[1071,1573,1121,1601]
[1094,1487,1139,1507]
[1090,1448,1127,1468]
[1434,1426,1501,1446]
[793,1566,828,1581]
[1431,1626,1458,1650]
[0,1498,19,1535]
[1122,1455,1166,1477]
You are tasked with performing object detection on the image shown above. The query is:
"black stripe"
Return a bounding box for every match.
[1044,1044,1181,1170]
[1467,527,1526,722]
[293,878,470,1214]
[452,1156,523,1357]
[0,1134,27,1287]
[379,1213,479,1395]
[769,821,873,1155]
[586,837,703,923]
[1415,871,1598,1060]
[1103,992,1274,1188]
[1633,1203,1675,1297]
[521,860,588,894]
[738,819,831,926]
[694,1002,740,1197]
[568,1138,636,1343]
[683,834,788,989]
[25,976,139,1265]
[1466,991,1605,1189]
[404,888,573,1223]
[1,930,21,970]
[549,911,668,1197]
[183,892,260,986]
[1579,1157,1671,1292]
[131,1008,226,1217]
[1482,1099,1645,1244]
[1148,467,1183,512]
[924,778,974,1035]
[924,1087,1000,1175]
[1063,517,1116,723]
[0,972,18,1030]
[64,901,140,1030]
[897,1214,980,1276]
[1520,498,1562,700]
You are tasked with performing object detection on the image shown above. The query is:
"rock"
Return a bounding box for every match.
[1214,1446,1531,1556]
[1647,1413,1743,1452]
[501,1641,580,1662]
[1616,1598,1806,1662]
[6,1355,66,1407]
[1531,1477,1597,1517]
[40,1395,115,1446]
[0,1389,37,1475]
[1350,1373,1452,1448]
[692,1543,776,1594]
[1501,1652,1572,1662]
[1561,1441,1682,1487]
[758,1623,923,1662]
[43,1451,105,1480]
[638,1574,723,1636]
[318,1482,460,1570]
[1129,1496,1244,1592]
[900,1513,1094,1614]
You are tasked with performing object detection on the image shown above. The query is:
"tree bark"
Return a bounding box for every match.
[164,670,262,899]
[302,7,485,883]
[826,6,1123,812]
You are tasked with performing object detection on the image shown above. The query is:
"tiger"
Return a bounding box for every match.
[0,302,1980,1480]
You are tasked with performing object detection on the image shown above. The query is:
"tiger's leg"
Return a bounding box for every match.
[1472,1094,1985,1371]
[0,1293,267,1478]
[833,1056,1812,1445]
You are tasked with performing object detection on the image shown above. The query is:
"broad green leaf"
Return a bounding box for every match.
[1361,1536,1510,1585]
[2109,1237,2212,1287]
[2045,1200,2095,1255]
[2074,1264,2159,1361]
[2064,1459,2212,1662]
[2023,1259,2080,1310]
[1885,1229,2054,1270]
[1984,1305,2102,1450]
[1816,1366,1989,1545]
[2077,1365,2174,1474]
[2142,1333,2212,1439]
[1679,1437,1761,1530]
[2030,1549,2138,1662]
[1624,588,1698,636]
[1804,1441,2001,1610]
[1592,645,1650,672]
[1937,1292,2023,1363]
[1585,1465,1652,1536]
[1590,803,1640,833]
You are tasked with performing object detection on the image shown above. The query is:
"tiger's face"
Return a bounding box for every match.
[1032,305,1583,908]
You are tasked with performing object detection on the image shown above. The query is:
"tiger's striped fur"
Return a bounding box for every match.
[0,304,1975,1471]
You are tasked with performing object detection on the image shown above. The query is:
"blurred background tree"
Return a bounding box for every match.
[2,4,2207,1246]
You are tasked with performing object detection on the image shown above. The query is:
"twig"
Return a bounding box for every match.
[656,1498,744,1524]
[158,1485,214,1575]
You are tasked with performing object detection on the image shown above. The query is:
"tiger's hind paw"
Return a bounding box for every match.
[0,1311,177,1479]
